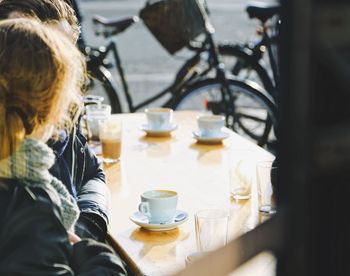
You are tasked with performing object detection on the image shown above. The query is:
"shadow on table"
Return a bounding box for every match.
[131,227,180,243]
[131,227,190,258]
[189,142,228,164]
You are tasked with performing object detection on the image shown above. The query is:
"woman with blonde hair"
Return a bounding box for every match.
[0,18,127,275]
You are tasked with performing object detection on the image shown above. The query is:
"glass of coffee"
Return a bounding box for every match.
[99,118,122,163]
[85,104,111,142]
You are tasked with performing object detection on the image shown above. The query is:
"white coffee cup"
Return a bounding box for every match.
[197,115,225,137]
[138,190,178,224]
[145,108,173,130]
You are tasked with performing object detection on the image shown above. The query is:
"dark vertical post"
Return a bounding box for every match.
[278,0,350,275]
[277,0,312,275]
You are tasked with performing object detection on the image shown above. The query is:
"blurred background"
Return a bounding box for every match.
[79,0,277,110]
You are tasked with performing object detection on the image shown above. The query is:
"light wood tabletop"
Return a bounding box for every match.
[103,111,276,276]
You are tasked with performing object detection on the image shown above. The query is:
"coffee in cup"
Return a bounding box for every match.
[197,115,225,137]
[138,190,178,224]
[145,108,173,130]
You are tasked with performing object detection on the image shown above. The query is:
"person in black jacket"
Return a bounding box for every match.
[0,0,109,241]
[0,179,126,275]
[0,18,127,275]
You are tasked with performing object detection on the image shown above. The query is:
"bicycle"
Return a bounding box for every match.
[73,0,277,148]
[217,2,280,101]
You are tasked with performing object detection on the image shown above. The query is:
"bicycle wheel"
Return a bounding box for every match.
[173,78,277,147]
[86,65,122,114]
[218,44,274,95]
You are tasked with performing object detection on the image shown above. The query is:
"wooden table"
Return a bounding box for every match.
[103,111,276,276]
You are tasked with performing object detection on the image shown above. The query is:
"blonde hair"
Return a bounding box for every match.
[0,18,85,159]
[0,0,80,42]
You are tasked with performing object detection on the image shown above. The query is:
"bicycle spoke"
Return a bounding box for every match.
[236,111,268,124]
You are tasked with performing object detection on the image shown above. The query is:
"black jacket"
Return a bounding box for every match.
[0,179,127,275]
[48,127,109,241]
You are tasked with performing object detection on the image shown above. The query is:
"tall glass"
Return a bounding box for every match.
[228,150,254,200]
[195,209,229,252]
[85,104,111,142]
[99,118,122,163]
[256,161,277,215]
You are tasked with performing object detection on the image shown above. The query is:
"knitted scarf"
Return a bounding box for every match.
[0,138,79,230]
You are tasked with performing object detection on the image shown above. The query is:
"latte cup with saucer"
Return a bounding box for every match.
[145,108,173,131]
[138,190,178,224]
[197,115,225,138]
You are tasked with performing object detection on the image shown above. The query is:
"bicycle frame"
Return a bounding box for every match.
[245,21,280,97]
[206,32,236,124]
[74,0,276,147]
[87,29,233,114]
[74,0,238,119]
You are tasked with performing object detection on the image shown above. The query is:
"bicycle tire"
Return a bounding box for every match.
[218,44,275,96]
[87,65,122,114]
[173,78,277,147]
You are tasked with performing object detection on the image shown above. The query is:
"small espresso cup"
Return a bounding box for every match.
[138,190,178,224]
[145,108,173,130]
[197,115,225,137]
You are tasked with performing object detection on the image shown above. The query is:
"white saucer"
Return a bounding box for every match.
[192,130,229,144]
[129,210,188,231]
[140,123,178,137]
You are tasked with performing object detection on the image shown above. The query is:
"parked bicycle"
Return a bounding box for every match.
[72,0,277,148]
[217,2,280,101]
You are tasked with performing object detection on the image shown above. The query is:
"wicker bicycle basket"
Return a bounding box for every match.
[139,0,207,55]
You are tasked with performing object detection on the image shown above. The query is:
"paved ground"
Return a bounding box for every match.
[79,0,276,110]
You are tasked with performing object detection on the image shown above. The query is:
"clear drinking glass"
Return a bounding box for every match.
[85,104,111,142]
[228,150,254,200]
[99,118,122,163]
[80,96,105,138]
[195,209,229,252]
[83,95,104,106]
[256,161,277,215]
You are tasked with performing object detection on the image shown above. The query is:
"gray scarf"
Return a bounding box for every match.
[0,138,79,230]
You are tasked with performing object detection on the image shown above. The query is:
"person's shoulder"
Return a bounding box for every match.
[0,181,72,276]
[47,129,70,156]
[0,178,62,221]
